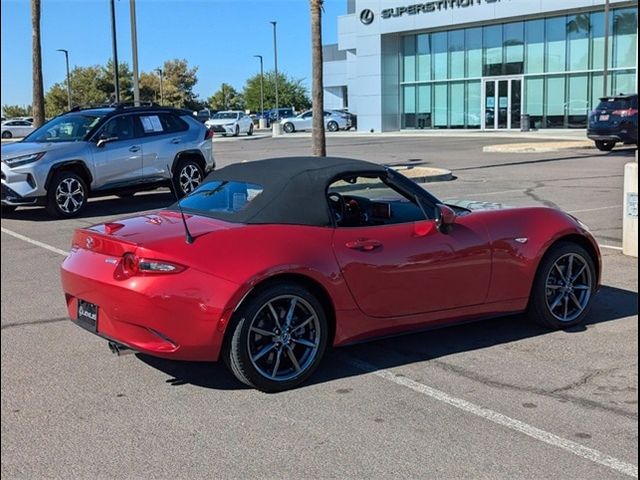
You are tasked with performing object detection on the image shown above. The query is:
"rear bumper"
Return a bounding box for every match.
[60,248,240,361]
[587,126,637,143]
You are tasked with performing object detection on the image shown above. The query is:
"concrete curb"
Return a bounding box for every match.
[483,141,594,153]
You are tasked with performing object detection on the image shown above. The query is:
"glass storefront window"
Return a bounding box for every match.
[545,17,566,72]
[525,77,544,128]
[403,86,416,128]
[615,70,636,95]
[450,82,465,127]
[433,84,448,127]
[466,81,481,128]
[483,25,503,75]
[568,74,589,127]
[590,11,613,70]
[613,8,638,68]
[465,28,482,78]
[449,30,465,79]
[546,76,566,127]
[503,22,524,74]
[403,36,416,83]
[567,14,590,71]
[433,32,448,80]
[417,34,431,82]
[525,19,545,74]
[417,85,431,128]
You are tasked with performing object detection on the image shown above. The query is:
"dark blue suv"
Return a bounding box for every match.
[587,94,638,151]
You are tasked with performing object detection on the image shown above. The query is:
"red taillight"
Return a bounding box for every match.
[120,253,185,278]
[205,128,214,140]
[612,108,638,117]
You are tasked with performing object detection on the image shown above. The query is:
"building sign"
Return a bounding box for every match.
[627,192,638,218]
[372,0,503,22]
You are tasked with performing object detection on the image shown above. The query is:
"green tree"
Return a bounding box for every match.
[243,71,310,112]
[44,62,133,117]
[2,105,32,118]
[207,83,245,110]
[160,59,200,109]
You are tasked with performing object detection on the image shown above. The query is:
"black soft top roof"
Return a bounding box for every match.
[185,156,386,226]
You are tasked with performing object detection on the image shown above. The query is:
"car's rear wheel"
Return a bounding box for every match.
[234,125,240,137]
[283,122,295,134]
[595,140,616,151]
[2,131,12,139]
[327,121,339,132]
[46,171,88,218]
[528,242,596,329]
[173,160,203,197]
[225,282,328,392]
[247,124,254,136]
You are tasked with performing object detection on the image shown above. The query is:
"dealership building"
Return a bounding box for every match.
[322,0,638,132]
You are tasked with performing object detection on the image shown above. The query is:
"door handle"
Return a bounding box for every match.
[170,138,181,144]
[346,239,382,252]
[129,146,141,152]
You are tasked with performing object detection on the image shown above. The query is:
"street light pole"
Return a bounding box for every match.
[270,21,279,121]
[254,55,264,118]
[155,68,163,105]
[56,49,71,110]
[129,0,140,106]
[603,0,610,96]
[109,0,120,103]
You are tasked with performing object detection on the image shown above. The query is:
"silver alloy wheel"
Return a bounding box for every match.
[55,177,85,214]
[179,164,202,195]
[545,252,593,322]
[248,294,321,382]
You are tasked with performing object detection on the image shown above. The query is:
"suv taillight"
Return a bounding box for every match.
[121,252,185,278]
[612,108,638,117]
[205,128,214,140]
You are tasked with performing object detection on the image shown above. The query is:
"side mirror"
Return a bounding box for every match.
[435,203,456,234]
[96,135,118,148]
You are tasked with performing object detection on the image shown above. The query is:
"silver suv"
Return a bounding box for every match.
[1,105,215,218]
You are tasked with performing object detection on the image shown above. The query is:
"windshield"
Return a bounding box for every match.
[212,112,239,120]
[596,98,632,110]
[179,181,263,214]
[23,113,105,143]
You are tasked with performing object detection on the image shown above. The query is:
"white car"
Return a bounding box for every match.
[205,111,254,136]
[2,120,35,139]
[281,110,349,133]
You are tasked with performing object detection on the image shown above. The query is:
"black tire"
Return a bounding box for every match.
[247,124,254,136]
[1,205,17,215]
[283,122,295,134]
[225,281,329,392]
[327,121,339,132]
[172,159,204,198]
[527,242,596,329]
[45,170,88,218]
[595,140,615,151]
[234,125,240,137]
[2,131,12,139]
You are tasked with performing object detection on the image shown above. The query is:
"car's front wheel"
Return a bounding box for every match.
[247,123,254,136]
[283,122,295,134]
[46,171,88,218]
[225,282,328,392]
[528,242,596,329]
[234,125,240,137]
[173,160,204,197]
[595,140,616,151]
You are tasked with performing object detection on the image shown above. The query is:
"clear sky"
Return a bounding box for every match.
[0,0,347,107]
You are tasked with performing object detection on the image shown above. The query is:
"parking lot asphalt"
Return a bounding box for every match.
[1,134,637,479]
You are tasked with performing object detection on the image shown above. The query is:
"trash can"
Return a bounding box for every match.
[520,114,531,132]
[272,121,283,137]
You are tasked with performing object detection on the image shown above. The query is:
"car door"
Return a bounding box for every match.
[136,113,188,181]
[330,173,492,318]
[298,111,313,130]
[91,114,143,189]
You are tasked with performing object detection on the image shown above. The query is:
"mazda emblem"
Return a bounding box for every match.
[360,9,374,25]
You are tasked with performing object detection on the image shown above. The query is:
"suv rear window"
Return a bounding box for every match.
[596,98,633,110]
[179,181,263,213]
[138,113,188,134]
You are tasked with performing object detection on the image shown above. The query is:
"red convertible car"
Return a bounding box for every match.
[61,157,601,392]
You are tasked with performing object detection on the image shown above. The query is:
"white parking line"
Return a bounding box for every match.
[348,358,638,478]
[1,227,68,256]
[600,245,624,252]
[569,205,623,214]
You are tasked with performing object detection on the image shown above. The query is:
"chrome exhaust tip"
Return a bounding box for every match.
[108,341,132,356]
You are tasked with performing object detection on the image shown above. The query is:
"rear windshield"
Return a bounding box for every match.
[596,98,632,110]
[179,181,263,213]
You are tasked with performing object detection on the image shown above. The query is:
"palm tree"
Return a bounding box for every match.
[31,0,45,127]
[310,0,326,157]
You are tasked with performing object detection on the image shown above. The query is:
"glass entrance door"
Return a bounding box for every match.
[482,77,522,129]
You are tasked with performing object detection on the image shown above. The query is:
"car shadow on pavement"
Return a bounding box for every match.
[0,191,175,222]
[137,284,637,392]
